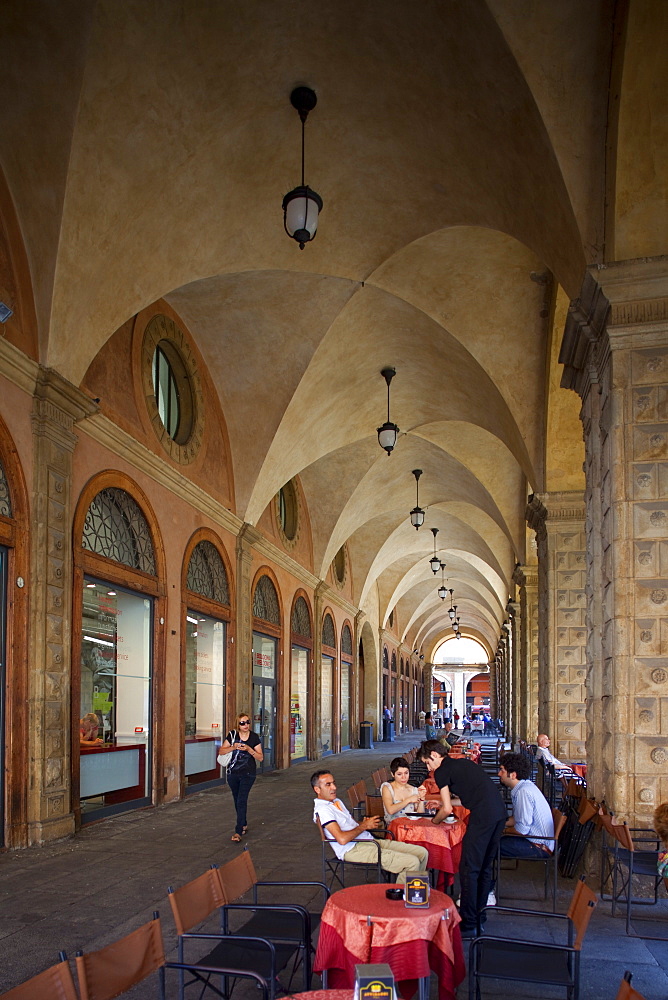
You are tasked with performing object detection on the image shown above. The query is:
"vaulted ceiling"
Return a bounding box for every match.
[3,0,663,653]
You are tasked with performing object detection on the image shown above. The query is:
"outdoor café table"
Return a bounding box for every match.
[313,883,464,1000]
[388,807,468,889]
[289,992,353,1000]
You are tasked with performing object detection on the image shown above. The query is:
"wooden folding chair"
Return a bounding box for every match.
[615,970,647,1000]
[1,953,78,1000]
[468,875,597,1000]
[75,911,270,1000]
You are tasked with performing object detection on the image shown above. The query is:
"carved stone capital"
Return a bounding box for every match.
[534,490,586,522]
[559,270,611,396]
[31,368,98,451]
[526,494,548,534]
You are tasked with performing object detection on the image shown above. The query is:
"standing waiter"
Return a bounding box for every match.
[418,739,506,936]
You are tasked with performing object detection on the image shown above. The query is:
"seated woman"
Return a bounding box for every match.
[80,712,103,746]
[380,757,425,822]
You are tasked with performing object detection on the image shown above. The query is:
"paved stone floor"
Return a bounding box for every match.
[1,730,667,998]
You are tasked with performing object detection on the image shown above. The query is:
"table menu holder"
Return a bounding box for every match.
[404,873,430,908]
[354,963,396,1000]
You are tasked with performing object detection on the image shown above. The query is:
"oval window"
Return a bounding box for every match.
[152,340,193,444]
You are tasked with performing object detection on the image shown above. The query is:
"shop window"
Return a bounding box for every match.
[80,580,152,819]
[320,654,334,756]
[291,595,311,762]
[83,488,155,574]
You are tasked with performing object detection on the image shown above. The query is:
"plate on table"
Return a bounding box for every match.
[444,815,457,824]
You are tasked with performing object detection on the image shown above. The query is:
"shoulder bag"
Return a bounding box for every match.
[217,729,237,768]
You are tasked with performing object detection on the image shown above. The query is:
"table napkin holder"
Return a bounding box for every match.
[354,963,396,1000]
[404,873,430,908]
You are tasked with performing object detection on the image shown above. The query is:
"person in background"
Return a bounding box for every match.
[419,739,505,937]
[219,712,263,842]
[536,734,575,778]
[453,709,460,728]
[424,712,437,740]
[80,712,103,746]
[418,708,426,727]
[380,757,426,821]
[442,721,459,747]
[312,770,428,883]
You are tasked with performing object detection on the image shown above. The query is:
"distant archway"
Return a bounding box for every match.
[433,636,489,664]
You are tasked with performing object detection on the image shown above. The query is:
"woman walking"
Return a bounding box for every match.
[220,712,263,842]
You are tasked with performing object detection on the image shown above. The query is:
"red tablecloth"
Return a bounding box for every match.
[571,763,587,779]
[389,807,468,888]
[313,884,465,1000]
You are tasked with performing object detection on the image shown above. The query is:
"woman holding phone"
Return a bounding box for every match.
[219,712,263,842]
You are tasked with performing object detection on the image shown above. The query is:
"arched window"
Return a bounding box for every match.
[341,624,353,656]
[186,540,229,604]
[184,539,230,789]
[322,613,336,649]
[82,487,155,574]
[0,461,12,518]
[291,596,312,638]
[290,594,312,763]
[252,574,281,771]
[78,486,157,823]
[253,575,280,625]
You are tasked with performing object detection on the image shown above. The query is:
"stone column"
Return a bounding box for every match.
[422,661,434,716]
[235,524,261,716]
[488,658,498,719]
[560,262,668,821]
[29,370,96,844]
[513,565,539,741]
[527,492,587,761]
[507,600,520,743]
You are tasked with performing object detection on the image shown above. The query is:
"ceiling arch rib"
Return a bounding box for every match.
[401,581,500,643]
[247,284,536,525]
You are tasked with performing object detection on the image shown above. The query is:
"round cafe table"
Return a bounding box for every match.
[388,807,468,889]
[313,883,464,1000]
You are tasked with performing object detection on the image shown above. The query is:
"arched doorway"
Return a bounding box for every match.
[340,622,353,749]
[251,572,282,772]
[320,611,337,756]
[290,592,312,763]
[182,534,232,792]
[73,481,163,824]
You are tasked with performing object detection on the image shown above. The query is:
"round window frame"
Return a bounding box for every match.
[275,479,300,550]
[141,314,204,465]
[333,544,347,589]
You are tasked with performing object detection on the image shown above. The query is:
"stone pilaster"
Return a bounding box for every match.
[513,566,539,740]
[527,492,587,761]
[422,661,434,718]
[235,524,262,715]
[560,260,668,821]
[488,657,498,719]
[312,581,327,758]
[29,370,96,844]
[352,610,365,746]
[507,600,520,743]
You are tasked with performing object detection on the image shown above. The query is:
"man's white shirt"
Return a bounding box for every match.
[511,780,555,849]
[313,797,373,859]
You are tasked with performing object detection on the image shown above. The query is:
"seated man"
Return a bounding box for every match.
[535,734,575,777]
[311,770,428,883]
[442,721,459,747]
[497,752,555,859]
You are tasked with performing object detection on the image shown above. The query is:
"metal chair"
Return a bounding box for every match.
[0,954,78,1000]
[598,809,664,938]
[496,806,567,912]
[75,911,269,1000]
[468,875,597,1000]
[615,970,647,1000]
[316,816,388,888]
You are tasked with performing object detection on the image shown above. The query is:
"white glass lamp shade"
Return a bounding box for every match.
[377,421,399,454]
[448,608,455,619]
[438,585,447,600]
[409,506,425,530]
[429,555,441,574]
[283,185,323,248]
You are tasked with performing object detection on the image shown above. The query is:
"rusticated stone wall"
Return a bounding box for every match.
[513,565,539,741]
[560,262,668,821]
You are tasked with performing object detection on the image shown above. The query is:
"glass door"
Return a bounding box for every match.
[340,663,350,749]
[320,654,334,756]
[252,632,276,771]
[184,612,225,789]
[290,645,308,761]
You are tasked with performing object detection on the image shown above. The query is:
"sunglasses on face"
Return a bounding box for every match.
[239,720,250,725]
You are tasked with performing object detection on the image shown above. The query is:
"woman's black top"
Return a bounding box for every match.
[433,756,506,823]
[225,730,261,775]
